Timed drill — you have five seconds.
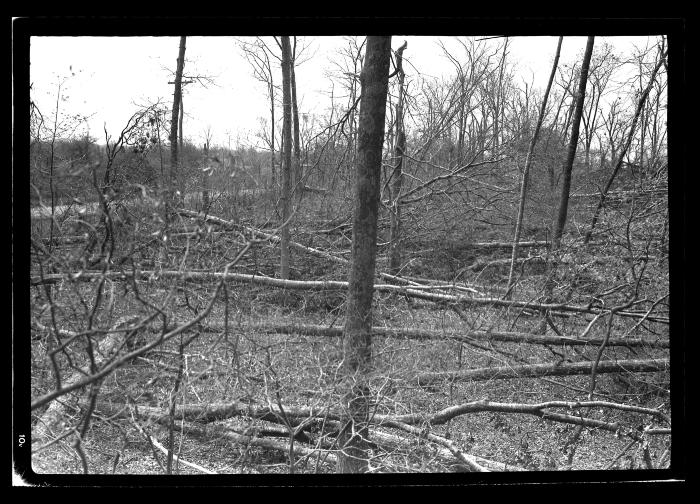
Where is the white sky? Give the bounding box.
[29,35,660,149]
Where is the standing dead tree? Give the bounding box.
[388,40,408,276]
[163,36,186,251]
[551,36,595,250]
[240,37,278,190]
[279,36,294,280]
[539,36,594,334]
[505,37,562,298]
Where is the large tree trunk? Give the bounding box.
[269,88,276,191]
[178,94,184,155]
[167,36,186,226]
[551,36,594,250]
[539,36,594,335]
[505,37,562,298]
[388,41,407,276]
[336,35,392,474]
[280,36,293,280]
[160,36,186,264]
[291,40,302,194]
[202,141,210,210]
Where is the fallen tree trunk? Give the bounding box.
[31,279,225,413]
[95,400,519,472]
[571,189,666,200]
[177,208,350,266]
[31,318,136,445]
[378,398,670,426]
[378,419,490,472]
[379,400,659,443]
[177,208,432,289]
[91,394,667,469]
[31,269,669,324]
[97,398,338,426]
[219,321,670,349]
[92,394,670,435]
[368,428,525,472]
[469,241,549,249]
[412,358,669,386]
[174,419,339,467]
[468,256,545,272]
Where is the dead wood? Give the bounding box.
[31,269,669,324]
[207,321,669,349]
[412,358,669,386]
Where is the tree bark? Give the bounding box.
[169,36,186,205]
[291,40,302,193]
[493,38,509,154]
[538,37,594,334]
[388,41,407,276]
[208,321,670,349]
[178,94,184,154]
[158,35,186,265]
[202,141,210,210]
[551,36,594,250]
[31,316,141,450]
[280,36,293,280]
[506,37,562,297]
[337,35,392,474]
[269,82,276,191]
[32,269,668,324]
[414,358,668,387]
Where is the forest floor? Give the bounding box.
[28,189,671,476]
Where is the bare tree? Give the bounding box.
[279,36,293,280]
[535,37,595,335]
[240,37,278,189]
[580,43,619,174]
[505,37,562,297]
[583,44,667,244]
[326,36,366,191]
[201,125,213,210]
[486,38,510,155]
[169,37,186,199]
[337,35,392,474]
[291,37,302,191]
[388,41,408,276]
[551,36,595,250]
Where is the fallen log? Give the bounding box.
[31,281,225,413]
[378,419,490,472]
[31,316,140,445]
[411,358,669,386]
[468,241,549,249]
[176,209,444,290]
[92,394,667,469]
[369,429,525,472]
[467,256,545,272]
[101,399,338,426]
[97,401,517,472]
[175,420,339,467]
[221,322,670,349]
[30,269,669,324]
[177,208,350,266]
[377,398,670,426]
[378,400,661,443]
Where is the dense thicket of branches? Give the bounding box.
[27,35,671,477]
